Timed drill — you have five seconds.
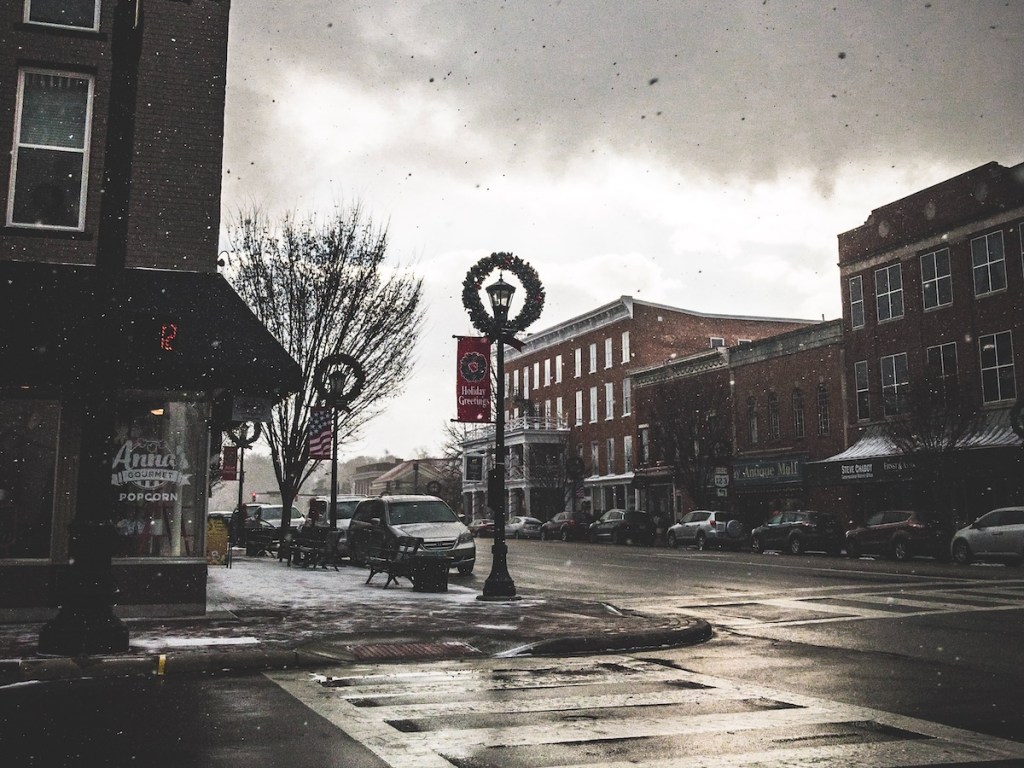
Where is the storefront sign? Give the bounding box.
[206,516,229,566]
[732,456,804,488]
[111,439,192,503]
[836,457,912,482]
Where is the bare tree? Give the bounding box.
[640,374,733,511]
[223,205,425,528]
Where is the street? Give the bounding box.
[1,539,1022,766]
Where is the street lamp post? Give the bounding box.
[314,355,365,529]
[481,276,517,600]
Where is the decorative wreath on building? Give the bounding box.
[462,252,545,336]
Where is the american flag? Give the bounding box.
[307,407,333,459]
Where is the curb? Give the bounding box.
[501,620,714,657]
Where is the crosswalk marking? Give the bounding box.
[618,580,1024,629]
[267,655,1024,767]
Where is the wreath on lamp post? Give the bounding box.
[462,252,545,336]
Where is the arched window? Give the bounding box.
[767,392,780,440]
[747,397,759,445]
[817,384,830,436]
[792,389,805,438]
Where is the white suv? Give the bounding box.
[667,510,746,550]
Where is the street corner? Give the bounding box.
[498,616,713,658]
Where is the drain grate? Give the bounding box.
[348,641,480,661]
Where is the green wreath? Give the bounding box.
[462,252,545,335]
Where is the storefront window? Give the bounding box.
[0,398,59,558]
[111,397,208,558]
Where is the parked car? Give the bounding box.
[347,495,476,575]
[468,518,495,538]
[588,509,656,545]
[244,503,304,530]
[750,510,845,555]
[307,495,367,557]
[506,516,543,539]
[539,510,592,541]
[950,506,1024,566]
[845,509,952,561]
[667,510,746,550]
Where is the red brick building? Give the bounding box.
[0,3,298,622]
[812,161,1024,526]
[461,296,813,521]
[632,320,847,529]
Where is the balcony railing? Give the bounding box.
[463,414,570,442]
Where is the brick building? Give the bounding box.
[0,3,298,623]
[632,320,847,530]
[811,161,1024,526]
[460,296,813,521]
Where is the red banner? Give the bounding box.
[221,446,238,481]
[455,336,491,423]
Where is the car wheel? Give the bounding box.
[951,539,973,565]
[751,535,763,554]
[667,532,678,549]
[788,535,804,555]
[846,539,860,558]
[696,532,707,551]
[457,562,474,575]
[560,528,570,542]
[892,537,911,561]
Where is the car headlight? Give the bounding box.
[457,531,474,545]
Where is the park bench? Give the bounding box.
[289,527,343,571]
[365,535,452,592]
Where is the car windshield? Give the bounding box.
[388,501,459,525]
[333,501,360,520]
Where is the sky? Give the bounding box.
[219,1,1024,461]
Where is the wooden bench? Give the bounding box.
[364,535,452,592]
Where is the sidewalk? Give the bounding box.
[0,553,711,685]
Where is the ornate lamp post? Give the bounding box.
[314,354,365,528]
[462,253,544,601]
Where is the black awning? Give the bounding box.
[0,260,301,396]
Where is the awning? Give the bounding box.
[807,409,1022,484]
[0,260,301,397]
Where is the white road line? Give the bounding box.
[267,655,1024,768]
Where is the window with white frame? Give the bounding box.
[512,368,519,395]
[8,70,94,230]
[604,338,613,368]
[621,377,631,416]
[746,398,758,444]
[604,382,614,420]
[543,358,551,386]
[710,337,725,348]
[849,276,865,329]
[589,386,598,423]
[555,396,563,420]
[574,348,582,377]
[621,331,630,363]
[921,248,952,310]
[638,426,650,464]
[25,0,99,30]
[880,353,909,416]
[590,441,600,474]
[817,383,831,435]
[875,264,904,322]
[623,435,633,472]
[792,388,806,436]
[606,438,615,475]
[926,341,958,402]
[854,361,870,421]
[972,232,1007,296]
[589,343,597,373]
[533,362,540,389]
[522,366,530,398]
[575,390,583,425]
[544,399,552,419]
[979,331,1016,403]
[554,354,563,383]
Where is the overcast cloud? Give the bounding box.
[220,1,1024,460]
